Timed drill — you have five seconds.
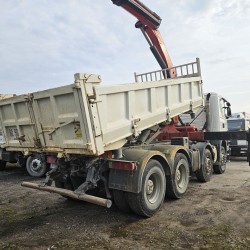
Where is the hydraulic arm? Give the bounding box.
[111,0,176,78]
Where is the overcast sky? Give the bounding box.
[0,0,250,113]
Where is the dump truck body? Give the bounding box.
[0,62,203,156]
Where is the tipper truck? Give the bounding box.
[0,60,229,217]
[0,0,249,217]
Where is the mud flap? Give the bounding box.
[109,168,141,194]
[108,148,167,194]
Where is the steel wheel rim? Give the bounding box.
[145,172,162,204]
[205,155,212,174]
[221,148,226,171]
[175,162,187,190]
[30,158,42,172]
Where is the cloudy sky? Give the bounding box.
[0,0,250,113]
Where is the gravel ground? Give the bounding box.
[0,158,250,250]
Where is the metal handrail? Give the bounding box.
[134,58,201,83]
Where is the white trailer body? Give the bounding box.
[0,64,203,157]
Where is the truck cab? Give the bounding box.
[179,92,230,133]
[227,112,250,156]
[179,92,230,174]
[205,93,231,132]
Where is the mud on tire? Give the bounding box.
[127,159,166,217]
[195,148,213,182]
[213,147,227,174]
[166,153,190,199]
[113,190,131,213]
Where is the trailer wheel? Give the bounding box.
[26,155,48,177]
[127,160,166,217]
[195,148,213,182]
[0,160,6,171]
[113,190,131,213]
[166,153,190,199]
[213,147,227,174]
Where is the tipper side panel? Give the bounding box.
[95,77,203,151]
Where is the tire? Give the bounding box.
[166,153,190,199]
[0,160,6,171]
[17,157,27,168]
[113,190,131,213]
[213,147,227,174]
[195,148,213,182]
[26,155,48,177]
[127,160,166,217]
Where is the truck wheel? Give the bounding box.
[113,190,131,213]
[26,155,48,177]
[195,149,213,182]
[166,153,190,199]
[17,157,27,168]
[0,160,7,171]
[213,147,227,174]
[127,160,166,217]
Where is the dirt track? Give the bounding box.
[0,158,250,250]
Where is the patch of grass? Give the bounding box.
[0,207,15,221]
[0,206,38,224]
[0,243,18,250]
[110,220,178,248]
[0,206,43,237]
[196,224,249,249]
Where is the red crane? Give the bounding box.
[111,0,176,78]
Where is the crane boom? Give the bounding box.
[111,0,176,78]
